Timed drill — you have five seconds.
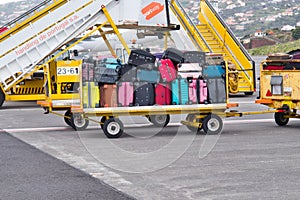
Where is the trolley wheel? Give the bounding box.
[100,116,106,129]
[149,114,170,127]
[70,113,89,131]
[274,112,289,126]
[0,88,5,107]
[185,114,202,132]
[100,116,113,129]
[202,114,223,135]
[103,118,124,138]
[64,110,72,126]
[145,115,151,122]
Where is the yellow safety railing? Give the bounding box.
[198,0,255,93]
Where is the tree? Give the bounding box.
[292,27,300,40]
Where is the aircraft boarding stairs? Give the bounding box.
[0,0,137,91]
[169,0,255,94]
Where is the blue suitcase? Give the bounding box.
[171,78,189,105]
[203,65,225,78]
[136,69,160,83]
[100,58,121,69]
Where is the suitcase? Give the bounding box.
[203,65,225,78]
[171,78,189,105]
[136,69,160,83]
[198,79,208,103]
[183,51,205,64]
[117,82,134,107]
[206,78,226,103]
[82,82,100,108]
[285,62,300,70]
[117,64,137,82]
[188,79,208,104]
[177,63,203,79]
[291,52,300,59]
[155,83,171,105]
[162,47,184,66]
[188,79,198,104]
[206,53,224,65]
[267,53,291,60]
[128,49,156,67]
[100,58,122,69]
[263,65,285,70]
[158,59,177,82]
[82,62,94,82]
[134,82,155,106]
[99,84,118,107]
[94,66,119,83]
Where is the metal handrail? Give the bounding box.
[204,0,253,62]
[0,0,52,29]
[169,0,212,52]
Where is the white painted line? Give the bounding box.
[3,126,70,133]
[2,119,280,133]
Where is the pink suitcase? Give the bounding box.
[188,79,208,104]
[177,63,202,79]
[188,79,198,104]
[158,59,177,82]
[199,79,208,103]
[155,83,171,105]
[117,82,134,107]
[82,63,94,82]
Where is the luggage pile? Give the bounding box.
[263,52,300,70]
[81,48,227,108]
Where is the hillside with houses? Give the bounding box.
[1,0,300,49]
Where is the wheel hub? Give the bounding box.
[208,118,219,132]
[108,122,120,135]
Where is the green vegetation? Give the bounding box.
[248,39,300,56]
[292,27,300,40]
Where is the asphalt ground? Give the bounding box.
[0,130,134,200]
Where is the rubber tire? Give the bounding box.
[64,110,72,126]
[185,114,202,132]
[103,118,123,138]
[149,114,170,127]
[70,114,89,131]
[0,88,5,108]
[274,112,289,126]
[202,114,223,135]
[244,92,254,96]
[100,116,114,129]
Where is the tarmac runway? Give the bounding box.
[0,130,135,200]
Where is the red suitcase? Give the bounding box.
[117,82,134,107]
[158,59,177,82]
[155,83,171,105]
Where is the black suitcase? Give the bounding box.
[162,47,184,66]
[128,49,156,67]
[285,62,300,70]
[134,82,155,106]
[206,78,226,103]
[94,66,119,83]
[183,51,206,65]
[117,64,137,82]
